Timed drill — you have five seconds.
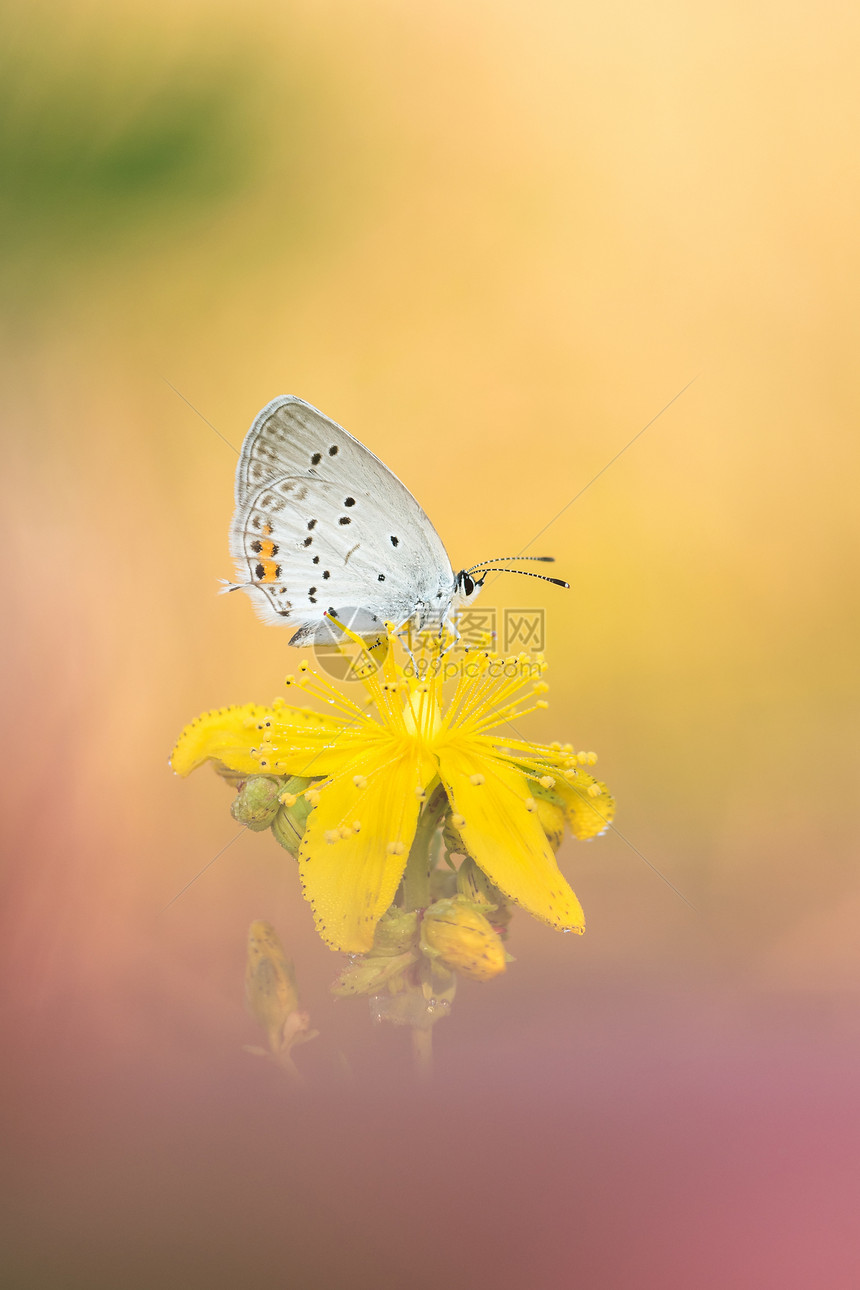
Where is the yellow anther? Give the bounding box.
[587,752,598,765]
[284,674,295,686]
[339,826,353,840]
[451,813,466,829]
[278,791,298,808]
[415,787,426,800]
[299,661,309,672]
[539,775,556,789]
[550,741,562,751]
[324,829,339,844]
[386,841,406,856]
[352,820,362,833]
[524,797,537,812]
[587,784,602,798]
[533,681,549,694]
[304,788,321,807]
[353,775,368,790]
[470,774,485,786]
[577,751,590,764]
[536,700,548,709]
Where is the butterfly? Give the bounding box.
[222,396,568,646]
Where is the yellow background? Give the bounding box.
[3,1,859,1284]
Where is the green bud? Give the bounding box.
[232,776,283,830]
[371,908,420,957]
[421,896,507,982]
[331,950,418,997]
[270,776,315,856]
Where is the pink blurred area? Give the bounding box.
[2,0,860,1285]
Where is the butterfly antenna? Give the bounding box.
[466,555,555,572]
[472,567,569,589]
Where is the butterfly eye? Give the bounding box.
[462,574,475,597]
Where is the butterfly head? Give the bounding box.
[453,569,486,604]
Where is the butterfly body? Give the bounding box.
[228,396,480,644]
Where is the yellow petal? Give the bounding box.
[170,703,347,778]
[170,703,273,777]
[437,742,585,934]
[299,740,437,952]
[263,719,384,779]
[555,771,616,840]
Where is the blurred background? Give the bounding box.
[3,0,859,1285]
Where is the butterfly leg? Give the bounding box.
[391,616,419,671]
[437,614,460,657]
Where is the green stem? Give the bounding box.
[402,781,447,912]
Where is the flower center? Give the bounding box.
[399,680,442,747]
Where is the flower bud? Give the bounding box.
[245,921,300,1052]
[420,896,507,982]
[371,908,420,957]
[331,949,417,997]
[270,776,316,856]
[232,776,283,830]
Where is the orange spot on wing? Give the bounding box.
[262,522,272,536]
[259,540,276,558]
[259,559,279,584]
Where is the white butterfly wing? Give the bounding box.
[229,397,455,641]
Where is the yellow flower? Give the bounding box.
[171,630,614,953]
